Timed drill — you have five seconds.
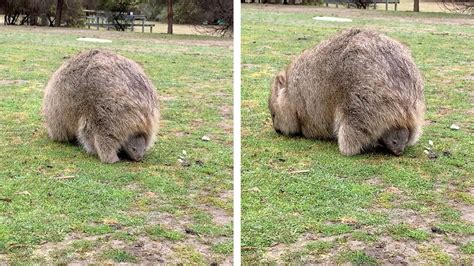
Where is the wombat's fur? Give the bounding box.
[269,29,424,156]
[42,49,159,163]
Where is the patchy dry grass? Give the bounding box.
[0,25,232,264]
[241,4,473,264]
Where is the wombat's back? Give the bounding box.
[42,49,159,162]
[272,29,424,155]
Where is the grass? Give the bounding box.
[146,225,184,241]
[241,4,473,264]
[0,25,232,263]
[337,250,379,265]
[325,0,456,12]
[102,249,137,263]
[389,224,429,241]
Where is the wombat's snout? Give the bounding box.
[275,129,282,135]
[130,155,143,162]
[392,148,404,156]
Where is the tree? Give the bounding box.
[55,0,64,26]
[191,0,233,36]
[1,0,83,26]
[414,0,419,12]
[167,0,173,34]
[440,0,473,13]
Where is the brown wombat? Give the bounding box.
[269,29,424,156]
[42,49,159,163]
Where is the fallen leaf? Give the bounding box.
[340,217,358,225]
[103,218,119,225]
[144,191,156,197]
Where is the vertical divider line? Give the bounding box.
[233,0,242,264]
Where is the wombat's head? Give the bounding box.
[269,71,300,136]
[122,134,147,161]
[380,128,409,156]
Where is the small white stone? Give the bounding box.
[424,150,430,155]
[182,150,187,156]
[428,140,434,146]
[450,124,460,130]
[202,135,211,141]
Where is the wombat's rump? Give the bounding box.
[42,49,159,163]
[269,29,424,156]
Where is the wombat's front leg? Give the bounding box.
[337,124,364,156]
[94,135,120,163]
[77,134,97,154]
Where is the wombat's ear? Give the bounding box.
[275,72,286,90]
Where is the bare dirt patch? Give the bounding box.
[219,106,232,120]
[243,4,474,26]
[262,233,342,262]
[203,204,232,226]
[30,210,231,264]
[458,204,474,223]
[364,236,421,264]
[0,26,233,47]
[0,79,27,85]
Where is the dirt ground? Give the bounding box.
[0,25,233,47]
[244,4,474,25]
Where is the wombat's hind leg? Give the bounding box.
[337,124,364,156]
[407,124,422,146]
[46,125,74,142]
[94,135,120,164]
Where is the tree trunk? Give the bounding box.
[55,0,64,27]
[167,0,173,34]
[413,0,419,12]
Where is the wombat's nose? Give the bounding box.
[132,156,142,162]
[275,129,282,135]
[393,150,403,156]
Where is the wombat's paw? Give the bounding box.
[337,125,362,156]
[338,143,361,156]
[99,153,120,164]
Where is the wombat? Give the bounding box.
[269,29,424,156]
[42,49,159,163]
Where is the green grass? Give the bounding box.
[241,5,473,263]
[146,224,184,241]
[212,240,233,254]
[337,250,379,265]
[389,224,429,241]
[0,25,232,263]
[102,249,137,263]
[305,240,334,254]
[460,241,474,255]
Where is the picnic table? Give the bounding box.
[84,10,156,33]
